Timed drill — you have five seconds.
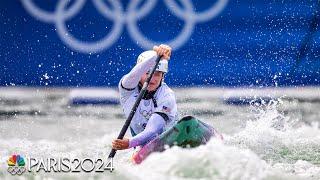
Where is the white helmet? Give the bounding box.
[137,50,168,73]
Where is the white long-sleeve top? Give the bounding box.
[118,51,178,148]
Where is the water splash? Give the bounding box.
[226,98,320,179]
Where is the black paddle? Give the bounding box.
[108,55,163,159]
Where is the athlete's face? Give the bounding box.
[140,71,163,91]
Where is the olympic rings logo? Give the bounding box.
[7,166,26,175]
[21,0,228,54]
[139,108,152,119]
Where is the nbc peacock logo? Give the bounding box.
[7,154,26,175]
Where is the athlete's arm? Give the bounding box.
[121,44,171,90]
[128,113,166,148]
[121,52,157,90]
[111,113,166,150]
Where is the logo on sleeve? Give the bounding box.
[162,106,171,113]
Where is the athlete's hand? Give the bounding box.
[112,138,129,150]
[153,44,172,60]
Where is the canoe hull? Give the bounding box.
[132,116,222,164]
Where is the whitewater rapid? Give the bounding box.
[0,87,319,180]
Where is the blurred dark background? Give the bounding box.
[1,0,319,87]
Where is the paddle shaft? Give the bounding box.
[108,55,162,159]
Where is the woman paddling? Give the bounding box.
[112,44,178,150]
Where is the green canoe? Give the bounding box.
[132,116,223,164]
